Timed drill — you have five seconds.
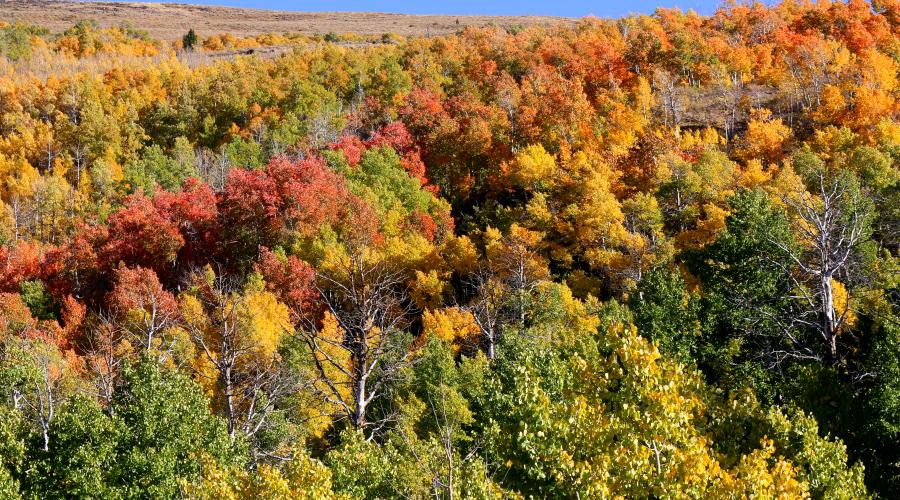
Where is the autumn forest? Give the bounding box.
[0,0,898,497]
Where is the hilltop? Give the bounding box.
[0,1,573,39]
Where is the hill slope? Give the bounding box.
[0,1,573,39]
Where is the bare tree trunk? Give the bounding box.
[223,363,236,441]
[354,370,368,429]
[773,170,872,365]
[821,273,838,362]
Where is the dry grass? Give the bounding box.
[0,1,573,40]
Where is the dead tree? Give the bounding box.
[465,265,508,361]
[715,66,743,142]
[774,171,874,363]
[83,313,127,414]
[301,250,413,436]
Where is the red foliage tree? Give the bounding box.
[267,155,349,236]
[218,167,283,265]
[100,193,185,276]
[330,135,365,167]
[59,295,85,348]
[0,240,43,292]
[254,247,318,323]
[106,265,180,353]
[154,178,220,268]
[42,224,104,300]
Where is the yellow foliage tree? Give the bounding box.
[181,268,296,452]
[422,307,480,352]
[508,143,557,190]
[738,108,792,164]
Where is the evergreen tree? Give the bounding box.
[182,28,197,51]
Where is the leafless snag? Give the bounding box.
[83,312,126,413]
[298,249,414,438]
[772,170,873,364]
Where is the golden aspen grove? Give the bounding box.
[0,0,898,497]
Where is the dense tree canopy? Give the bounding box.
[0,1,898,497]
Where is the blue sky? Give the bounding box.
[143,1,726,17]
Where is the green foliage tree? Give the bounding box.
[224,136,263,170]
[855,321,900,494]
[182,29,197,51]
[0,406,26,498]
[470,290,856,497]
[18,280,54,321]
[685,189,800,398]
[629,264,699,363]
[343,146,443,219]
[0,22,43,62]
[111,361,243,497]
[28,397,123,498]
[124,144,196,193]
[16,361,243,498]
